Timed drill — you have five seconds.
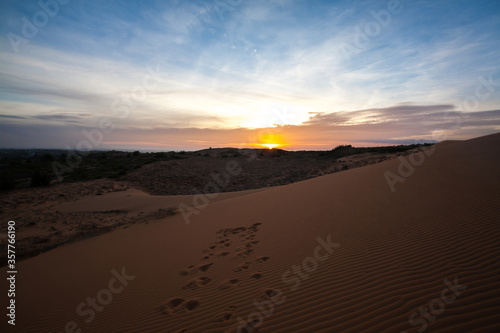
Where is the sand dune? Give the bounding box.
[57,187,270,214]
[2,133,499,332]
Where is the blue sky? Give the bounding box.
[0,0,499,150]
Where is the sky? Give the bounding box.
[0,0,499,151]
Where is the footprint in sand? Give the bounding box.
[214,305,237,322]
[217,226,249,237]
[182,277,212,290]
[215,251,230,258]
[263,288,281,299]
[198,263,214,272]
[185,299,200,311]
[158,298,201,315]
[231,227,247,234]
[179,265,196,276]
[157,297,185,315]
[244,240,259,247]
[165,223,266,323]
[255,256,270,263]
[234,261,251,272]
[179,263,214,275]
[234,248,254,259]
[218,279,240,290]
[248,223,261,233]
[202,253,214,260]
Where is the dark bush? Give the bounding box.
[30,170,51,187]
[97,153,108,160]
[40,154,54,163]
[0,172,16,191]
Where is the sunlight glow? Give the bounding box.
[261,143,281,149]
[256,133,287,149]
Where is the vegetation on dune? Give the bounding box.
[321,143,434,159]
[0,143,433,192]
[0,150,189,191]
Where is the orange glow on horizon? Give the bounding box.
[261,143,281,149]
[256,133,287,149]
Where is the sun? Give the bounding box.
[256,133,287,149]
[261,143,281,149]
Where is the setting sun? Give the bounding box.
[256,133,287,149]
[261,143,281,149]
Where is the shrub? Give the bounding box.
[30,170,51,187]
[0,172,16,191]
[40,153,54,163]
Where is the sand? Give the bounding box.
[1,133,499,332]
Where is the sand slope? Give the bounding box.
[57,187,270,214]
[2,133,499,332]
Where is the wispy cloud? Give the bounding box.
[32,112,93,122]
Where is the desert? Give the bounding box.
[1,133,499,332]
[1,1,500,332]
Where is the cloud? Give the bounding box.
[305,104,457,128]
[32,112,93,122]
[0,114,26,119]
[296,106,500,144]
